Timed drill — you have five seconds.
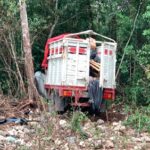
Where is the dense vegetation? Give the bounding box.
[0,0,150,106]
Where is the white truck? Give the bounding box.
[37,30,117,113]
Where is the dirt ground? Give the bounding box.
[0,95,150,150]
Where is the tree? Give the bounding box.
[19,0,39,101]
[0,0,149,106]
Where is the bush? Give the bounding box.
[124,105,150,133]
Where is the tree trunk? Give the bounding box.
[19,0,39,101]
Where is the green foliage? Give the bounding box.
[0,0,24,96]
[143,5,150,19]
[124,105,150,133]
[0,0,150,106]
[17,146,30,150]
[71,111,88,139]
[137,45,150,66]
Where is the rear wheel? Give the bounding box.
[49,90,65,112]
[48,90,55,112]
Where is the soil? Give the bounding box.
[0,95,150,150]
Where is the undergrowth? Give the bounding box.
[124,105,150,133]
[70,111,88,139]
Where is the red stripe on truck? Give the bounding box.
[109,50,113,55]
[104,49,108,55]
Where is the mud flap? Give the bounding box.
[91,87,103,114]
[88,80,103,114]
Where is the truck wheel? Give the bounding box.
[48,90,55,113]
[50,90,65,112]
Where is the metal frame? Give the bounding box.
[44,30,117,107]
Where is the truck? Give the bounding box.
[35,30,117,113]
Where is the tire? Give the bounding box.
[50,90,65,112]
[48,90,55,113]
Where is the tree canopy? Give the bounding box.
[0,0,150,105]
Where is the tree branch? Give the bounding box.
[48,0,59,38]
[116,0,142,79]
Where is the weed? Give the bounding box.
[46,123,54,136]
[123,105,150,133]
[70,111,88,139]
[17,145,30,150]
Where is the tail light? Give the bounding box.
[63,90,72,97]
[103,88,115,100]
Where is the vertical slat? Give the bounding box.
[57,42,60,85]
[99,43,104,88]
[61,40,67,85]
[56,42,59,85]
[105,44,109,86]
[86,42,90,84]
[75,42,79,85]
[61,41,64,85]
[53,42,56,84]
[51,43,55,85]
[113,44,117,87]
[58,41,60,54]
[54,42,57,84]
[50,44,52,84]
[48,44,52,84]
